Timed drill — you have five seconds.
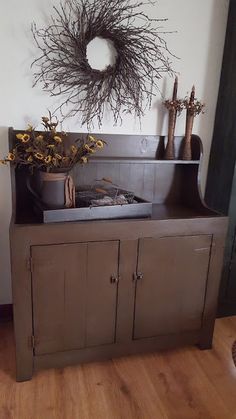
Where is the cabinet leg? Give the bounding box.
[15,343,33,382]
[198,339,213,350]
[16,359,33,382]
[198,322,214,350]
[16,371,33,382]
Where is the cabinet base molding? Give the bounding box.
[217,301,236,317]
[34,330,201,375]
[0,304,13,323]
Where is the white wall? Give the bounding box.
[0,0,229,304]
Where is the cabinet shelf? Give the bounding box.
[151,204,217,220]
[14,203,219,226]
[90,157,200,164]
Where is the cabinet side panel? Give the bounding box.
[11,234,33,381]
[86,241,119,347]
[32,243,87,355]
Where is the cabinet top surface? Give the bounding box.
[12,203,224,229]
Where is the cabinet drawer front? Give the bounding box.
[32,241,119,355]
[133,235,212,340]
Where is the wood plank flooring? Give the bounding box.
[1,317,236,419]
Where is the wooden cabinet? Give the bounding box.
[9,132,228,381]
[133,235,211,339]
[32,241,119,355]
[31,235,214,358]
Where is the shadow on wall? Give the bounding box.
[0,127,12,304]
[197,0,229,194]
[154,76,168,136]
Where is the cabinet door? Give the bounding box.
[133,235,212,340]
[86,241,119,347]
[32,241,119,355]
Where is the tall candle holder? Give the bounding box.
[182,86,205,160]
[163,77,184,160]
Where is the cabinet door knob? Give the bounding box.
[134,272,144,281]
[137,272,144,280]
[110,275,120,284]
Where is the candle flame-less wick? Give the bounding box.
[172,76,178,101]
[190,85,195,103]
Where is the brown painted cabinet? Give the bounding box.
[9,132,228,381]
[32,241,119,355]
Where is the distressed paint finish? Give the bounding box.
[9,132,228,381]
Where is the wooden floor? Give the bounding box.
[1,318,236,419]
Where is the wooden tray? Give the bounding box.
[34,196,152,223]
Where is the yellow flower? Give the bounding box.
[26,124,34,132]
[88,135,96,142]
[27,155,33,163]
[54,136,62,143]
[71,145,77,154]
[47,144,55,149]
[7,152,15,161]
[55,154,62,160]
[16,133,30,143]
[16,133,24,140]
[21,134,30,143]
[0,159,7,165]
[44,155,52,164]
[96,140,104,149]
[85,144,94,153]
[36,135,44,141]
[81,156,88,164]
[34,153,44,160]
[62,157,69,163]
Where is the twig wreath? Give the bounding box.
[31,0,175,128]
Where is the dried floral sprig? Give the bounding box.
[0,112,105,172]
[183,98,205,116]
[163,99,185,115]
[31,0,176,128]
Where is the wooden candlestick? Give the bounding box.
[182,85,195,161]
[165,76,178,160]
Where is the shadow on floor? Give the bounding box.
[0,321,16,380]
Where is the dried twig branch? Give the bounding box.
[31,0,176,128]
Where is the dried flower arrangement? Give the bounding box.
[183,96,205,117]
[31,0,175,128]
[163,99,185,114]
[0,113,105,172]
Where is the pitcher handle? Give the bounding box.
[26,176,42,203]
